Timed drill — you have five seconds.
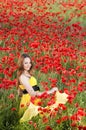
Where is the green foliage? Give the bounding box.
[0,88,20,130]
[0,0,86,130]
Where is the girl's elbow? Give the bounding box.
[29,90,36,96]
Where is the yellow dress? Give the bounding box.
[19,76,68,123]
[19,76,41,122]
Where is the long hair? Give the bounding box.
[16,53,33,89]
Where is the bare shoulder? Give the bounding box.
[19,74,28,81]
[19,74,24,80]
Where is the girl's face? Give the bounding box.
[23,57,32,71]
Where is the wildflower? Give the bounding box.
[33,122,37,129]
[71,122,77,127]
[42,116,48,124]
[30,42,40,48]
[8,93,15,99]
[56,119,61,124]
[28,120,33,125]
[11,107,16,111]
[20,104,24,108]
[58,104,67,111]
[45,126,52,130]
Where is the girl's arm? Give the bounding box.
[36,87,58,97]
[19,74,58,97]
[19,74,38,96]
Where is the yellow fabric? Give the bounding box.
[19,91,68,123]
[20,102,40,123]
[48,91,68,110]
[19,76,37,90]
[19,76,68,123]
[29,76,37,86]
[19,94,31,115]
[19,76,40,116]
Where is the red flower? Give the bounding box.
[61,116,69,122]
[33,122,37,129]
[56,119,61,124]
[20,104,24,108]
[42,116,48,124]
[78,126,86,130]
[30,42,40,48]
[28,120,33,125]
[61,76,67,83]
[58,104,67,110]
[45,126,52,130]
[11,107,16,111]
[71,122,77,127]
[67,94,75,103]
[8,93,15,99]
[70,113,80,121]
[47,99,55,106]
[77,108,85,117]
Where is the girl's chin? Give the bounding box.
[24,67,31,71]
[27,68,30,71]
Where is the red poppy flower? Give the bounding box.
[11,107,16,111]
[8,93,15,99]
[45,126,52,130]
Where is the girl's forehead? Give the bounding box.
[23,57,31,62]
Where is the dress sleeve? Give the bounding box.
[19,74,37,96]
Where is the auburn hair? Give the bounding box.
[16,53,33,89]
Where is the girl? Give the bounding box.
[17,54,67,122]
[17,53,68,122]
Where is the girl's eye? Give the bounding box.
[25,62,28,64]
[24,61,31,64]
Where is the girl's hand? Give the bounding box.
[36,87,58,97]
[52,87,58,92]
[47,87,58,94]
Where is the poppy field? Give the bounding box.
[0,0,86,130]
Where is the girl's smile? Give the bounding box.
[23,57,32,71]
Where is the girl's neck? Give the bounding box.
[23,70,31,77]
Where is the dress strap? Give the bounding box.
[22,89,28,94]
[32,85,40,91]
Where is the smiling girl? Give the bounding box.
[17,53,58,122]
